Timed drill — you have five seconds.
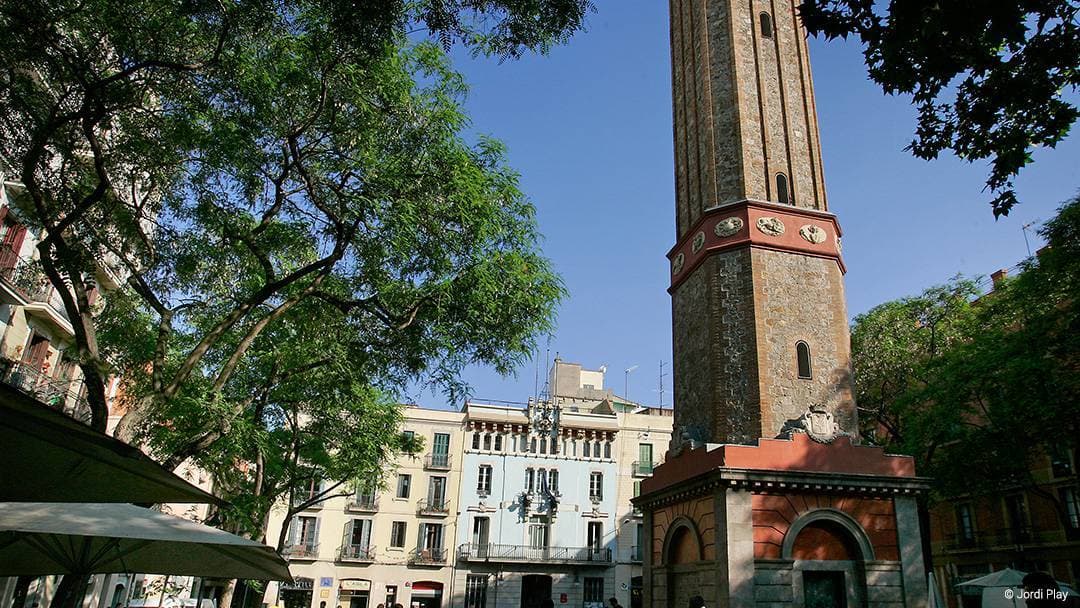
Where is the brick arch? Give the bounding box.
[751,493,898,560]
[663,516,703,565]
[651,496,716,563]
[781,508,875,561]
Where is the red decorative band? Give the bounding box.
[668,199,846,292]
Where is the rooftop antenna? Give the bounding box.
[658,360,668,408]
[624,365,639,401]
[1021,219,1039,257]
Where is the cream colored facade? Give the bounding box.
[264,406,467,608]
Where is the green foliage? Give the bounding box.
[799,0,1080,216]
[851,195,1080,508]
[0,0,576,539]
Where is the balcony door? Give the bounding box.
[432,432,450,467]
[428,476,446,506]
[472,516,489,558]
[638,443,654,473]
[520,575,551,608]
[422,523,443,550]
[347,519,372,549]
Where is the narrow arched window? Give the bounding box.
[760,12,773,38]
[796,341,812,379]
[776,173,790,204]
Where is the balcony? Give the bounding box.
[410,547,447,566]
[0,246,71,323]
[346,496,378,513]
[1,359,91,424]
[941,527,1061,552]
[417,499,450,517]
[457,543,613,565]
[632,461,655,477]
[629,546,643,563]
[338,544,376,563]
[424,453,451,471]
[283,542,319,560]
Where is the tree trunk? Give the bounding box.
[218,580,237,608]
[49,574,90,608]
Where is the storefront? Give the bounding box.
[408,582,442,608]
[280,578,314,608]
[338,580,370,608]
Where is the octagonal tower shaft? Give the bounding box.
[667,0,857,445]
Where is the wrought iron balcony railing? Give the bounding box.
[1,359,91,424]
[410,547,447,565]
[417,499,450,516]
[346,496,378,512]
[338,544,375,562]
[632,461,655,477]
[457,543,612,565]
[425,453,451,470]
[283,542,319,559]
[940,527,1062,552]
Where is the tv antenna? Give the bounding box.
[624,365,638,401]
[1021,219,1039,257]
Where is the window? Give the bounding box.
[759,12,773,38]
[584,578,604,604]
[402,429,415,443]
[472,517,490,547]
[347,518,373,549]
[389,521,407,548]
[526,468,535,493]
[956,504,975,543]
[483,434,492,450]
[633,480,641,498]
[639,443,654,474]
[583,441,591,458]
[1061,487,1079,530]
[589,472,603,502]
[472,433,481,450]
[604,442,611,459]
[288,515,319,548]
[538,469,548,493]
[540,437,547,454]
[1005,495,1030,542]
[428,476,447,505]
[1051,445,1075,477]
[432,432,450,467]
[587,521,603,550]
[385,586,398,608]
[530,437,537,453]
[477,465,493,495]
[550,438,558,455]
[776,173,790,204]
[796,341,812,379]
[549,470,559,495]
[421,522,444,550]
[528,515,549,549]
[396,474,411,499]
[465,575,488,608]
[494,434,503,451]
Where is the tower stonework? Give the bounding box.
[637,2,931,607]
[668,0,855,445]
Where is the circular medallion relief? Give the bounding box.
[691,231,706,253]
[835,236,843,253]
[671,252,685,275]
[756,216,785,237]
[799,224,827,244]
[714,216,744,238]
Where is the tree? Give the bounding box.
[850,194,1080,525]
[799,0,1080,217]
[0,0,588,434]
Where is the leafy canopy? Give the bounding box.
[799,0,1080,216]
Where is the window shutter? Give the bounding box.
[343,519,354,546]
[286,518,298,546]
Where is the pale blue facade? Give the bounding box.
[453,401,621,608]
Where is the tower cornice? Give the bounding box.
[667,199,845,293]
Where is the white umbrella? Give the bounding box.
[0,502,290,581]
[956,568,1026,608]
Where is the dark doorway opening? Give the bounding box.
[630,576,642,608]
[803,571,846,608]
[520,575,552,608]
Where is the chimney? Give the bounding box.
[990,269,1008,288]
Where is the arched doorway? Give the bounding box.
[662,519,703,608]
[783,510,874,608]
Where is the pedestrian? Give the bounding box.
[608,597,623,608]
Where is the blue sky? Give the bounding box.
[406,2,1079,409]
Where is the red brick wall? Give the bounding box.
[751,493,899,560]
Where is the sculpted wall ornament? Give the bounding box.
[691,231,706,253]
[714,216,744,238]
[672,252,685,275]
[777,405,849,443]
[835,236,843,253]
[756,216,785,236]
[799,224,827,244]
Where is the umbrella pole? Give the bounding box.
[49,574,90,608]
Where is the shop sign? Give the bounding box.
[340,580,371,592]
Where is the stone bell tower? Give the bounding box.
[668,0,856,446]
[637,2,931,608]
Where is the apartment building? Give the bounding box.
[264,407,467,608]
